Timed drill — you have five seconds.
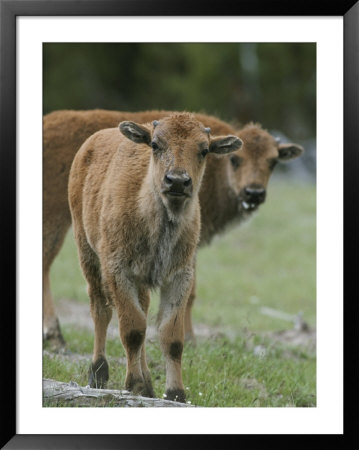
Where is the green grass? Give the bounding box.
[193,180,316,331]
[43,325,315,407]
[47,179,316,407]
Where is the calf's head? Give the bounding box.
[120,113,243,217]
[227,123,304,212]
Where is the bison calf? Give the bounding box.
[68,113,242,401]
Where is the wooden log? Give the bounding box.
[42,379,194,407]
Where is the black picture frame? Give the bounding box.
[1,0,357,448]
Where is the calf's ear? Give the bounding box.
[209,135,243,155]
[278,143,304,161]
[119,121,151,145]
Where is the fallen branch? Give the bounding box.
[43,378,194,407]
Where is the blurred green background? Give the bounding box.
[43,43,316,143]
[43,43,316,179]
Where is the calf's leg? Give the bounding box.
[118,300,151,397]
[42,222,70,349]
[105,273,153,398]
[43,269,66,349]
[88,285,113,389]
[158,271,193,403]
[74,233,112,388]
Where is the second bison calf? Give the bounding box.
[68,112,242,402]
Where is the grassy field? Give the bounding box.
[45,179,316,407]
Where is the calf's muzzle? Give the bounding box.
[240,184,266,210]
[162,170,192,197]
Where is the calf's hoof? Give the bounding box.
[143,382,155,399]
[144,380,155,399]
[88,357,109,388]
[126,376,155,398]
[165,388,186,403]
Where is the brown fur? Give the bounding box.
[43,109,303,347]
[68,113,241,400]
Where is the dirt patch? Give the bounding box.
[56,297,226,342]
[55,297,316,352]
[266,328,316,353]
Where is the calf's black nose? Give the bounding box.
[244,186,266,203]
[164,172,192,189]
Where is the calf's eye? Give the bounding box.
[230,155,241,169]
[200,148,209,158]
[151,141,159,151]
